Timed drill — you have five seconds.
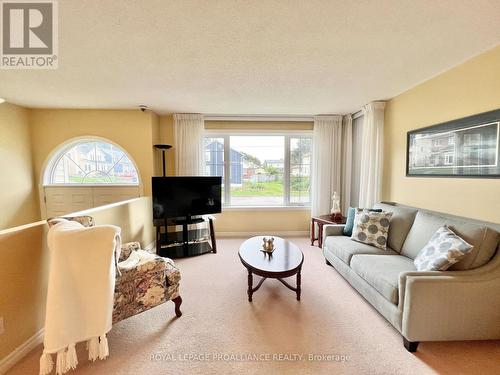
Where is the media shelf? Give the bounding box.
[155,216,217,258]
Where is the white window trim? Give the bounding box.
[204,130,313,208]
[222,206,311,211]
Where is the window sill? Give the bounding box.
[222,206,311,211]
[43,184,140,187]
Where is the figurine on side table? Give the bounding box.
[330,192,343,223]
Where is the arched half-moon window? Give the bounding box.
[46,139,139,185]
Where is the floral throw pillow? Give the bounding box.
[414,225,473,271]
[351,209,393,250]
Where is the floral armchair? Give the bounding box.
[47,215,182,323]
[113,241,182,323]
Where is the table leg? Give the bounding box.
[296,269,301,301]
[209,218,217,253]
[247,269,253,302]
[310,219,315,245]
[318,223,323,248]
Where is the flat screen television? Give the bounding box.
[152,176,222,219]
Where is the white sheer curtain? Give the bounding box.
[358,102,386,208]
[173,113,205,176]
[350,115,364,207]
[311,115,343,217]
[341,114,352,213]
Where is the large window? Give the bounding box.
[47,139,139,185]
[205,133,312,207]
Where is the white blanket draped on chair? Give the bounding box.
[40,220,121,375]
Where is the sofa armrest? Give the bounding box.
[322,224,346,244]
[399,265,500,341]
[323,224,345,237]
[399,268,486,294]
[398,252,500,309]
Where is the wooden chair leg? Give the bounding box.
[403,337,419,352]
[172,296,182,317]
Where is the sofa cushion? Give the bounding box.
[350,254,416,305]
[323,236,398,265]
[401,211,499,270]
[414,225,473,271]
[373,203,418,252]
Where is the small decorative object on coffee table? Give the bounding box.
[261,237,275,253]
[311,214,346,248]
[239,236,303,301]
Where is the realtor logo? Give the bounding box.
[1,0,58,69]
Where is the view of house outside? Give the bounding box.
[205,135,312,206]
[50,141,139,184]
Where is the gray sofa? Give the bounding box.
[322,202,500,352]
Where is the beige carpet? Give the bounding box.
[7,237,500,375]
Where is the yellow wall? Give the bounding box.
[78,197,155,246]
[214,209,310,234]
[0,103,40,229]
[383,45,500,223]
[0,197,153,362]
[29,109,159,208]
[0,221,49,361]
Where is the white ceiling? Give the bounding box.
[1,0,499,115]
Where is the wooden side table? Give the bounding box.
[310,215,347,248]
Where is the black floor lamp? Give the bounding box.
[154,144,172,177]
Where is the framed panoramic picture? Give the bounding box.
[406,109,500,178]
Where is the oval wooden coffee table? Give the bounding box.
[238,236,304,302]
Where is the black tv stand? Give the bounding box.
[156,216,217,258]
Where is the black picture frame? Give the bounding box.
[406,108,500,178]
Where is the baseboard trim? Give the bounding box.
[217,231,309,238]
[0,329,44,375]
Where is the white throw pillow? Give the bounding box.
[351,209,393,250]
[414,225,473,271]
